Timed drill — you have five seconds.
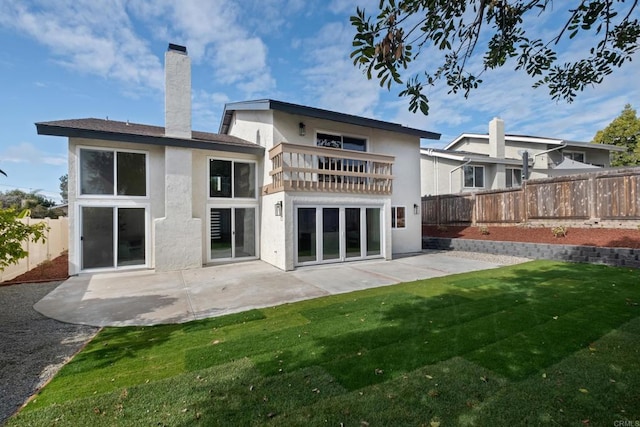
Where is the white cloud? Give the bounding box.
[0,142,66,166]
[0,0,164,92]
[298,21,381,117]
[133,0,276,98]
[1,0,277,100]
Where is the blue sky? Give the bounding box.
[1,0,638,203]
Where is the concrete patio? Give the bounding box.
[34,251,528,327]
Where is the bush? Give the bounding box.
[0,208,48,271]
[552,226,568,238]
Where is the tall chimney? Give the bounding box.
[489,117,505,159]
[155,43,202,272]
[165,43,191,138]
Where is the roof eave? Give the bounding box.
[422,149,530,165]
[36,123,265,156]
[561,140,626,152]
[220,99,440,140]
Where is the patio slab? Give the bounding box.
[34,251,528,327]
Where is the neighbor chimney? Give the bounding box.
[489,117,505,159]
[165,43,191,139]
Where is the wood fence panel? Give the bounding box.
[596,173,640,219]
[476,190,523,223]
[421,195,473,224]
[424,168,640,226]
[526,178,589,219]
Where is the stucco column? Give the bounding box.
[153,44,202,272]
[154,147,202,271]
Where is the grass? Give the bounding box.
[8,260,640,426]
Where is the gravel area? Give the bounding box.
[0,282,98,425]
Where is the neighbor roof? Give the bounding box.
[219,99,440,140]
[36,118,264,155]
[444,133,624,152]
[420,148,529,166]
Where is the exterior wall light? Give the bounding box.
[414,203,419,215]
[298,122,306,136]
[275,201,283,217]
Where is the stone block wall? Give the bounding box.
[423,237,640,268]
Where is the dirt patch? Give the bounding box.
[1,253,69,286]
[423,226,640,249]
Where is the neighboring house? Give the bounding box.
[421,117,625,196]
[36,44,440,275]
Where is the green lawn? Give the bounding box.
[9,260,640,426]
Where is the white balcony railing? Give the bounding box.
[266,142,394,195]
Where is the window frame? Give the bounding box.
[315,131,367,152]
[391,206,406,229]
[207,157,258,200]
[77,146,149,199]
[563,151,586,163]
[463,165,485,189]
[506,167,522,188]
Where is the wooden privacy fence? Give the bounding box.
[0,217,68,282]
[422,167,640,225]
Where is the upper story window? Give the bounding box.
[79,148,147,196]
[506,168,522,188]
[316,133,366,152]
[564,151,586,163]
[463,165,485,188]
[209,159,256,198]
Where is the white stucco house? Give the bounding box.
[421,117,625,196]
[36,44,440,275]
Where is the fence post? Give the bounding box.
[522,181,528,223]
[588,175,597,221]
[471,193,477,225]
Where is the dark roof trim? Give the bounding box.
[36,120,264,156]
[220,99,440,140]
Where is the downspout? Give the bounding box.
[533,143,567,169]
[450,158,471,194]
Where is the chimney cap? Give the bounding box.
[168,43,187,54]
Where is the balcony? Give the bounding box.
[265,142,394,195]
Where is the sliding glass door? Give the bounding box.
[209,207,256,261]
[296,206,382,265]
[81,206,146,270]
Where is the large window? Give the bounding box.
[316,133,367,184]
[391,206,405,229]
[463,165,485,188]
[316,133,366,152]
[80,148,146,196]
[506,168,522,188]
[209,159,256,198]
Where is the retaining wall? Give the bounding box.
[423,237,640,268]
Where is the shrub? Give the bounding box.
[552,225,567,238]
[479,225,490,235]
[0,208,48,270]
